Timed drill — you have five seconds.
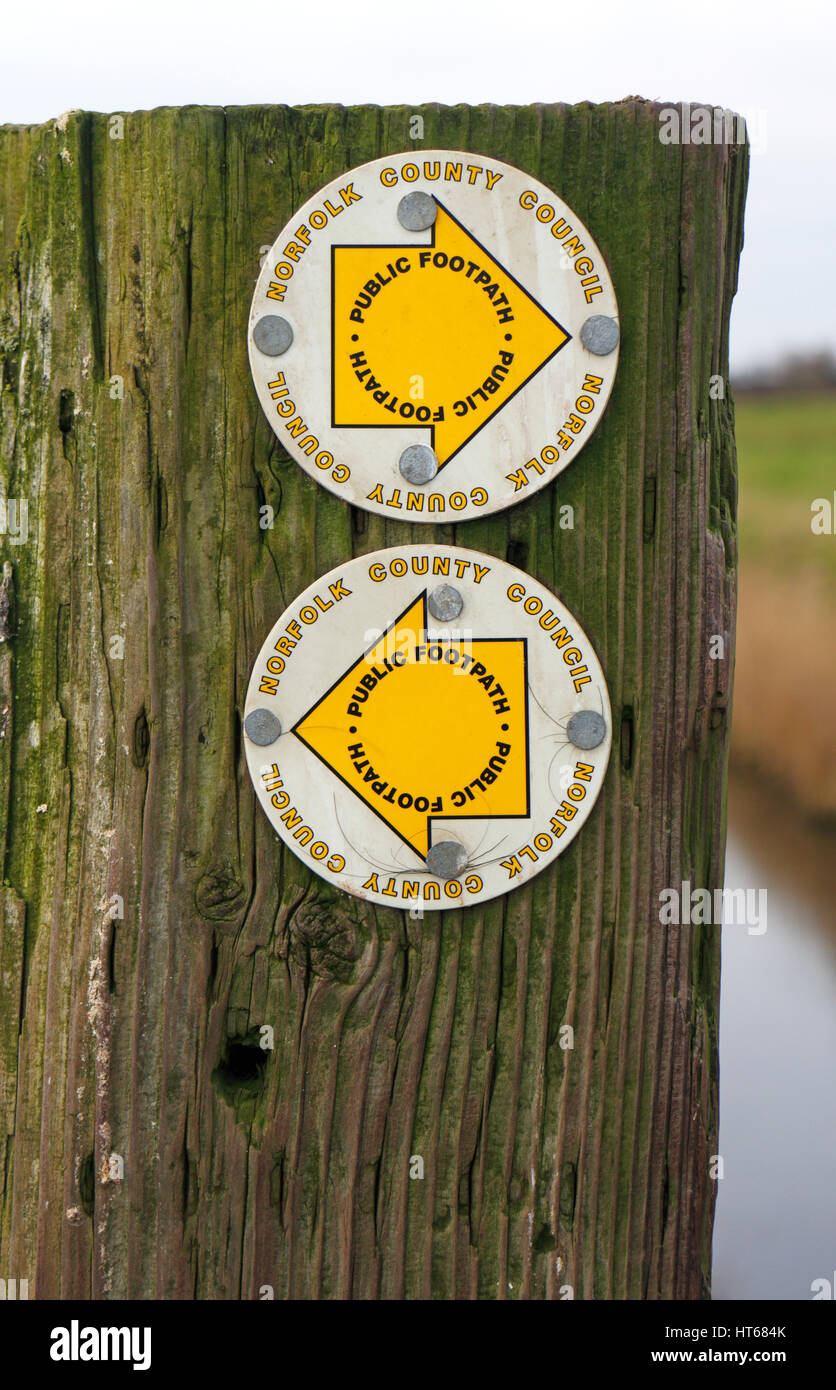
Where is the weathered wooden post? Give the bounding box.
[0,102,747,1300]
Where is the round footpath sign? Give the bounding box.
[248,151,619,523]
[243,547,611,910]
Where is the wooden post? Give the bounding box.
[0,102,747,1300]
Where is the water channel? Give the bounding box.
[712,771,836,1300]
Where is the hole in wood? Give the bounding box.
[58,388,74,439]
[212,1033,268,1103]
[132,706,150,769]
[620,705,634,771]
[79,1151,95,1217]
[506,538,528,571]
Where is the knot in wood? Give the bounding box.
[291,900,359,981]
[195,858,249,925]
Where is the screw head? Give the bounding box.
[399,444,438,485]
[566,709,607,750]
[426,840,468,880]
[244,708,282,746]
[397,191,437,231]
[428,583,463,623]
[580,315,619,356]
[253,315,293,356]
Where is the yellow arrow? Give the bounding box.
[332,202,570,467]
[293,592,530,858]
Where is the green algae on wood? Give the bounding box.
[0,101,747,1300]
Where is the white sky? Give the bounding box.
[1,0,833,373]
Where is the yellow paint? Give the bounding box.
[293,593,529,857]
[332,203,569,466]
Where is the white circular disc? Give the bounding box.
[249,151,619,523]
[244,546,611,910]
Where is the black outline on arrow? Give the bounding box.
[291,588,531,863]
[330,198,572,469]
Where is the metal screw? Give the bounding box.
[397,191,437,231]
[428,584,463,622]
[426,841,468,880]
[253,315,293,356]
[399,444,438,485]
[580,315,619,355]
[566,709,607,750]
[244,708,282,746]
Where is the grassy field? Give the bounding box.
[735,393,836,575]
[732,392,836,817]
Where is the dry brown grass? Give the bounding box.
[732,564,836,818]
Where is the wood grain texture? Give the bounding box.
[0,101,747,1300]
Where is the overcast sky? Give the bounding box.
[1,0,833,373]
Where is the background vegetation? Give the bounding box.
[732,379,836,819]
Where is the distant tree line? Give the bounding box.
[732,350,836,394]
